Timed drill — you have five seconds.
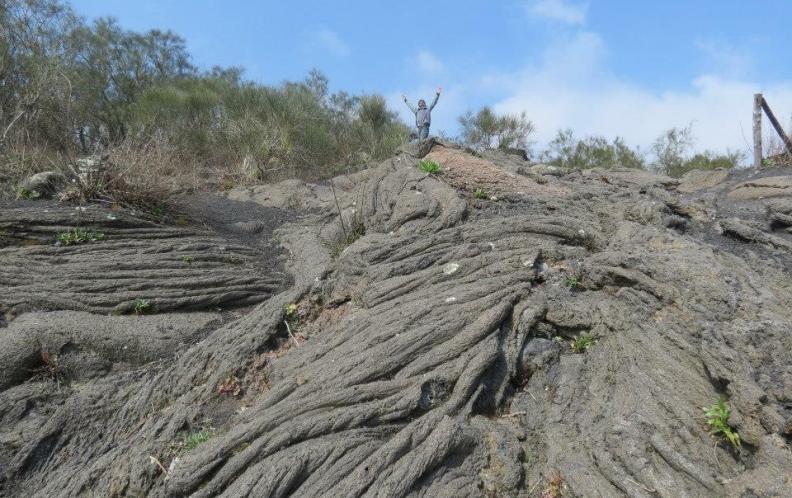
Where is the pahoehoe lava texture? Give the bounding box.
[1,142,791,497]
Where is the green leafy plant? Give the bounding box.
[57,228,105,245]
[15,187,39,200]
[569,333,595,353]
[183,429,212,451]
[285,303,298,317]
[473,188,488,199]
[133,298,151,315]
[703,398,741,449]
[151,205,166,219]
[181,255,194,264]
[564,275,579,289]
[418,159,441,174]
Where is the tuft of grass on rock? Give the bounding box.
[703,397,740,449]
[133,298,152,315]
[57,228,105,246]
[331,223,365,257]
[569,333,596,353]
[418,159,441,175]
[473,187,488,199]
[564,275,579,289]
[15,186,39,200]
[183,429,212,451]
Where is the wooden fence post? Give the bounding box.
[753,93,763,170]
[760,96,792,156]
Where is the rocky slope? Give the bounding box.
[1,141,791,497]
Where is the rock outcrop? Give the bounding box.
[1,143,791,497]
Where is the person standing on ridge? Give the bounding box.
[402,87,442,141]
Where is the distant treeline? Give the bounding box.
[1,0,408,186]
[1,0,743,193]
[457,107,745,177]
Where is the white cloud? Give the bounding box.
[696,39,754,79]
[528,0,589,25]
[482,32,792,156]
[415,50,445,74]
[312,28,350,57]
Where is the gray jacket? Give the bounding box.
[405,93,440,127]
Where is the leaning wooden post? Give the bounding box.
[753,93,763,170]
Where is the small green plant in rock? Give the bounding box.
[285,303,298,318]
[133,298,152,315]
[15,187,39,200]
[473,188,488,199]
[181,255,194,264]
[564,275,579,289]
[57,228,105,246]
[331,223,365,257]
[569,333,596,353]
[703,397,741,449]
[183,429,212,451]
[418,159,441,174]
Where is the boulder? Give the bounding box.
[677,168,729,193]
[727,175,792,200]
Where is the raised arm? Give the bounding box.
[402,95,417,114]
[429,87,442,110]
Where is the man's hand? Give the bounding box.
[437,86,442,94]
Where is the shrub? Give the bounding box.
[458,107,534,152]
[418,159,441,174]
[542,129,645,170]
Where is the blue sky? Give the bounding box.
[71,0,792,154]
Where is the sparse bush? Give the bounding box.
[542,129,645,170]
[564,275,579,289]
[458,107,534,152]
[181,255,194,264]
[650,125,743,177]
[703,398,740,449]
[418,159,441,174]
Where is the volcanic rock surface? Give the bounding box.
[1,141,791,497]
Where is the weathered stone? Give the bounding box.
[677,168,730,192]
[1,142,792,498]
[728,175,792,200]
